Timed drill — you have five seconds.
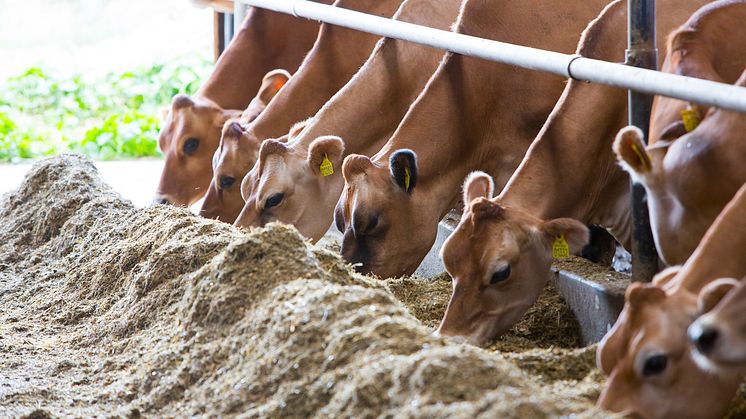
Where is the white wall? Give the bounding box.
[0,0,213,79]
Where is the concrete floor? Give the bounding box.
[1,159,165,208]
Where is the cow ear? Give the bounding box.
[172,94,194,109]
[657,121,688,141]
[613,126,653,176]
[257,69,290,105]
[342,154,374,181]
[463,171,494,204]
[540,218,589,254]
[308,136,345,177]
[389,149,418,193]
[698,278,740,313]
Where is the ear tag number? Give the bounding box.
[552,234,570,259]
[404,167,411,192]
[320,153,334,177]
[681,107,700,132]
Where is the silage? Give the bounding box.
[0,155,612,418]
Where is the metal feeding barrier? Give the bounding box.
[231,0,746,281]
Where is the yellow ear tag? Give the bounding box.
[552,234,570,259]
[630,142,650,171]
[320,153,334,177]
[404,167,411,192]
[681,107,700,133]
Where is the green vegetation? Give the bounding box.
[0,58,211,162]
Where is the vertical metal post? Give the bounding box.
[627,0,659,282]
[223,11,235,52]
[234,2,249,30]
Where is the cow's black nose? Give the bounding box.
[693,326,719,354]
[152,197,170,205]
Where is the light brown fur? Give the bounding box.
[598,180,746,418]
[614,0,746,265]
[336,0,613,278]
[153,7,324,206]
[233,0,462,239]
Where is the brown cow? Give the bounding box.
[614,0,746,265]
[434,0,711,345]
[597,180,746,419]
[153,6,326,207]
[206,0,405,226]
[198,70,291,223]
[201,115,306,224]
[335,0,613,278]
[437,172,589,345]
[232,0,462,239]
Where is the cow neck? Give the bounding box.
[247,0,403,143]
[671,183,746,294]
[197,8,321,110]
[498,78,631,233]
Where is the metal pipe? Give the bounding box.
[627,0,659,282]
[236,0,746,113]
[234,2,249,30]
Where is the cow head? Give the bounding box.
[199,70,291,223]
[335,149,439,278]
[597,270,743,418]
[155,70,289,208]
[154,94,241,207]
[234,128,344,240]
[199,121,260,223]
[435,172,589,346]
[688,277,746,368]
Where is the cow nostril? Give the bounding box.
[153,197,170,205]
[694,327,720,354]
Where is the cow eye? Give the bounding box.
[183,137,199,155]
[265,193,284,209]
[490,265,511,285]
[642,354,668,377]
[220,176,235,189]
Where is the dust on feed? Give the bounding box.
[1,155,745,418]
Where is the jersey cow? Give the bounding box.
[153,6,326,207]
[202,0,405,224]
[598,179,746,419]
[232,0,463,239]
[613,1,746,265]
[335,0,614,279]
[434,0,711,346]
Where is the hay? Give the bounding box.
[1,155,612,417]
[386,273,582,351]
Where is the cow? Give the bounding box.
[437,172,589,345]
[432,0,711,346]
[597,180,746,419]
[201,0,405,224]
[613,1,746,265]
[197,69,291,223]
[153,5,326,207]
[231,0,463,238]
[334,0,619,279]
[201,113,307,224]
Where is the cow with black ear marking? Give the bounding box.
[436,171,589,346]
[334,0,612,278]
[335,149,431,277]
